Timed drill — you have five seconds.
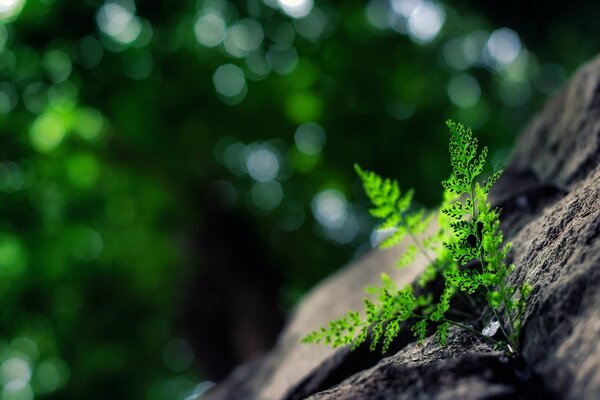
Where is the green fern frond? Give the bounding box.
[411,319,427,345]
[304,120,530,357]
[436,322,450,346]
[355,164,431,252]
[379,226,407,248]
[396,245,417,268]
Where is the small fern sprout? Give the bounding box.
[302,120,530,357]
[441,120,529,354]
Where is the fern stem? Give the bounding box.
[487,291,512,347]
[401,217,435,266]
[441,318,501,346]
[410,314,501,347]
[446,308,475,320]
[470,183,513,350]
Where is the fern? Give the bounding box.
[303,120,530,356]
[301,273,419,353]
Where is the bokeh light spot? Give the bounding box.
[0,82,18,114]
[35,358,70,394]
[70,228,103,262]
[366,0,392,30]
[462,30,488,66]
[486,28,521,66]
[213,64,247,104]
[312,189,358,244]
[66,153,100,188]
[9,339,38,362]
[1,381,34,400]
[265,20,295,45]
[47,81,78,110]
[222,142,247,175]
[447,74,481,108]
[407,1,445,44]
[96,0,142,45]
[29,113,67,153]
[0,162,25,193]
[266,45,299,75]
[41,50,72,83]
[285,92,322,123]
[312,189,347,229]
[0,357,31,386]
[498,79,531,107]
[0,0,25,22]
[251,181,284,211]
[391,0,422,17]
[443,37,470,70]
[0,234,26,279]
[293,7,328,40]
[223,19,264,58]
[23,83,48,114]
[294,122,326,155]
[74,107,105,141]
[245,146,280,182]
[278,0,314,19]
[245,50,271,80]
[194,11,226,47]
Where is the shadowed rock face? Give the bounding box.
[308,332,529,400]
[206,55,600,400]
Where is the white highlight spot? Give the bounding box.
[223,19,264,58]
[277,0,313,19]
[482,320,500,337]
[194,11,226,47]
[486,28,521,66]
[406,1,445,43]
[213,64,247,102]
[312,189,348,229]
[246,146,280,182]
[0,0,25,21]
[96,1,142,45]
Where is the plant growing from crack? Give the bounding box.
[302,120,530,356]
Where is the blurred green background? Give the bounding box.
[0,0,597,398]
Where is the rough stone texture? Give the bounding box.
[509,55,600,190]
[205,55,600,400]
[509,165,600,399]
[307,331,522,400]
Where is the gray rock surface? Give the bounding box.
[206,232,433,400]
[510,165,600,399]
[307,331,519,400]
[206,54,600,400]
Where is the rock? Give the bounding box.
[205,54,600,400]
[509,55,600,190]
[206,231,434,400]
[307,330,531,400]
[509,166,600,399]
